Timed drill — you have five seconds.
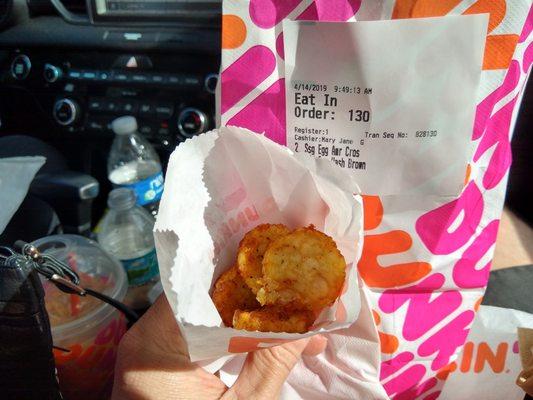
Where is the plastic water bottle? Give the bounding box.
[97,188,159,309]
[108,116,164,216]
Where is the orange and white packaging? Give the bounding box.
[218,1,532,398]
[440,305,533,400]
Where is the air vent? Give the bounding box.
[0,0,13,30]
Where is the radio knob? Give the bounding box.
[44,64,63,83]
[11,55,31,80]
[177,108,208,138]
[204,73,218,94]
[53,98,80,126]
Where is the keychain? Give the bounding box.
[12,241,139,324]
[0,242,139,400]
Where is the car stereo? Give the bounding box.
[90,0,221,23]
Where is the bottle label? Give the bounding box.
[120,172,164,206]
[121,248,159,286]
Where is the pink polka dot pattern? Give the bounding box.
[297,0,361,21]
[221,45,276,115]
[228,79,286,145]
[249,0,303,29]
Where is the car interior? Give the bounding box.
[0,1,532,398]
[0,0,220,242]
[1,0,531,243]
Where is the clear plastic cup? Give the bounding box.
[33,234,128,400]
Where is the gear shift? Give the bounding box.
[31,171,99,235]
[0,135,99,236]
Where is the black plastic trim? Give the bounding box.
[0,16,220,53]
[0,0,14,30]
[50,0,90,24]
[87,0,221,27]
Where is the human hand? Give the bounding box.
[112,295,327,400]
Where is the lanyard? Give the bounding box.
[0,241,139,324]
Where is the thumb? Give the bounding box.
[224,338,310,400]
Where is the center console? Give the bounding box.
[0,0,220,224]
[90,0,220,24]
[4,48,218,151]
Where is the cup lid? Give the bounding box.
[111,116,137,135]
[108,188,136,210]
[32,234,127,336]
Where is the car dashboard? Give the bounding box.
[0,0,220,223]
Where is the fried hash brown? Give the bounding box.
[233,306,314,333]
[257,226,346,312]
[212,265,259,327]
[237,223,291,294]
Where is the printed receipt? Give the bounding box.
[283,15,487,196]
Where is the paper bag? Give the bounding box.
[0,157,45,234]
[216,283,389,399]
[220,1,532,398]
[154,126,364,362]
[439,305,533,400]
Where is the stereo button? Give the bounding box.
[167,75,180,85]
[87,118,108,132]
[155,103,173,119]
[139,103,154,116]
[120,100,139,114]
[81,71,97,80]
[204,73,218,94]
[183,76,201,86]
[44,64,62,83]
[97,71,111,81]
[105,100,119,112]
[151,74,165,84]
[11,55,31,80]
[139,124,155,138]
[88,98,104,111]
[113,72,130,82]
[67,70,81,80]
[158,126,170,136]
[177,108,207,138]
[132,74,148,83]
[53,98,80,126]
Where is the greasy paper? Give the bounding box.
[284,16,487,196]
[154,126,364,362]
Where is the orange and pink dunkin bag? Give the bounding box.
[155,1,532,399]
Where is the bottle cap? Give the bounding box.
[111,116,138,135]
[108,188,136,210]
